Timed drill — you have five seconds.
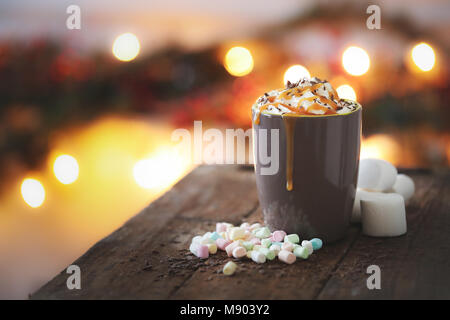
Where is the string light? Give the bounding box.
[342,46,370,76]
[53,154,79,184]
[224,46,254,77]
[283,65,310,85]
[112,33,140,62]
[21,178,45,208]
[411,42,435,72]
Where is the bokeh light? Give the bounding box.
[342,46,370,76]
[21,178,45,208]
[336,84,357,101]
[133,148,189,190]
[112,33,141,62]
[53,154,79,185]
[283,65,310,85]
[411,42,435,72]
[361,134,401,165]
[224,46,254,77]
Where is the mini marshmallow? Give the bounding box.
[281,242,294,252]
[269,244,281,255]
[246,250,253,259]
[223,261,237,275]
[242,241,254,251]
[361,192,407,237]
[249,223,262,231]
[301,240,313,255]
[259,247,276,260]
[191,235,202,244]
[253,244,262,251]
[278,250,296,264]
[240,222,250,229]
[261,238,272,248]
[229,227,246,240]
[232,246,247,259]
[249,238,261,245]
[253,227,271,239]
[225,240,242,256]
[293,246,309,259]
[272,230,287,242]
[207,243,217,254]
[358,159,397,192]
[310,238,323,251]
[251,250,266,263]
[216,238,231,251]
[284,234,300,244]
[209,231,221,241]
[388,174,415,202]
[216,223,227,233]
[190,243,209,259]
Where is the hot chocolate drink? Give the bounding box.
[252,77,362,242]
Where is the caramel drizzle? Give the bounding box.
[282,116,296,191]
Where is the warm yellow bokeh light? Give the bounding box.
[224,46,254,77]
[361,134,401,165]
[283,65,310,85]
[133,148,189,190]
[336,84,357,101]
[53,154,79,184]
[21,178,45,208]
[112,33,141,62]
[411,42,435,72]
[342,46,370,76]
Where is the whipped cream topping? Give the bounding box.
[252,77,360,123]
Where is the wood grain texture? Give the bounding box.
[30,166,450,300]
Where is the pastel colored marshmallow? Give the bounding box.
[254,227,271,239]
[216,238,231,251]
[293,246,309,259]
[190,243,209,259]
[310,238,323,250]
[269,244,281,255]
[281,242,294,252]
[207,243,217,254]
[358,158,397,192]
[225,241,242,257]
[284,234,300,244]
[278,250,296,264]
[259,247,275,260]
[249,223,262,231]
[301,240,313,255]
[388,174,415,202]
[250,238,261,245]
[361,192,407,237]
[229,227,246,240]
[223,261,237,275]
[261,238,272,248]
[242,241,254,251]
[210,231,221,241]
[216,223,227,233]
[240,222,250,229]
[232,246,247,259]
[272,230,287,242]
[191,235,202,244]
[251,250,266,264]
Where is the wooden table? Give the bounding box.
[31,165,450,300]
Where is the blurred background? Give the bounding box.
[0,0,449,299]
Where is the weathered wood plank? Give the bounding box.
[317,172,450,299]
[31,165,259,299]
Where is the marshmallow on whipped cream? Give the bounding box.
[252,77,360,123]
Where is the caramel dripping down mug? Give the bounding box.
[253,106,362,243]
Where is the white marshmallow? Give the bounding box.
[352,189,381,223]
[358,159,397,192]
[388,174,415,202]
[361,193,407,237]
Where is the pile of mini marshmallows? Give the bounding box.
[189,222,322,276]
[353,158,415,237]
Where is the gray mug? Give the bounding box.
[253,106,362,243]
